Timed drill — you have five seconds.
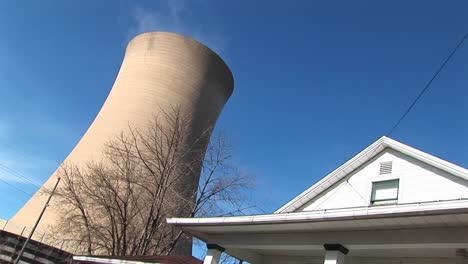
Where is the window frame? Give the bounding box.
[370,179,400,204]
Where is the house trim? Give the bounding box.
[167,198,468,228]
[274,136,468,213]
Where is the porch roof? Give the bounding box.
[168,200,468,263]
[168,199,468,239]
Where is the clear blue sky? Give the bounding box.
[0,0,467,220]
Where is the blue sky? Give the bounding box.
[0,0,467,221]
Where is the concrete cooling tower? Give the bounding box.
[9,32,234,253]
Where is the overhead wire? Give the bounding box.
[0,143,43,189]
[0,177,33,197]
[387,32,468,136]
[0,149,42,197]
[0,163,41,188]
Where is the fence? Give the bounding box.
[0,219,73,263]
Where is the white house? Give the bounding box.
[167,136,468,264]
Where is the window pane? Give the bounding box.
[374,185,398,200]
[372,180,399,202]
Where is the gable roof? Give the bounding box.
[275,136,468,214]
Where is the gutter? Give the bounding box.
[167,199,468,227]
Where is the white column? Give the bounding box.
[203,244,225,264]
[323,244,348,264]
[324,250,345,264]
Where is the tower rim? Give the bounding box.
[127,31,234,97]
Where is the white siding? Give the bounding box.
[300,148,468,211]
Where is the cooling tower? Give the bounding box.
[9,32,234,254]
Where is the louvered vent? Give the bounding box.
[380,161,392,175]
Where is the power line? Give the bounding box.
[0,163,41,188]
[0,144,43,188]
[387,32,468,136]
[0,177,33,197]
[14,177,60,264]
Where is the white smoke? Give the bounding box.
[127,0,227,55]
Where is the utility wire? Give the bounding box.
[0,177,33,197]
[387,32,468,136]
[0,163,41,188]
[0,142,45,188]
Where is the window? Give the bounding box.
[379,161,393,175]
[371,179,399,205]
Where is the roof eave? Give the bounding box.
[274,136,468,214]
[168,199,468,229]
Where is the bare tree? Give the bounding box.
[46,108,254,256]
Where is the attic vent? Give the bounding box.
[379,161,393,175]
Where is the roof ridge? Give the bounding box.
[274,136,468,213]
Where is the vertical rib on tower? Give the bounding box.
[9,32,234,254]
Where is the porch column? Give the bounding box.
[323,244,349,264]
[203,244,225,264]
